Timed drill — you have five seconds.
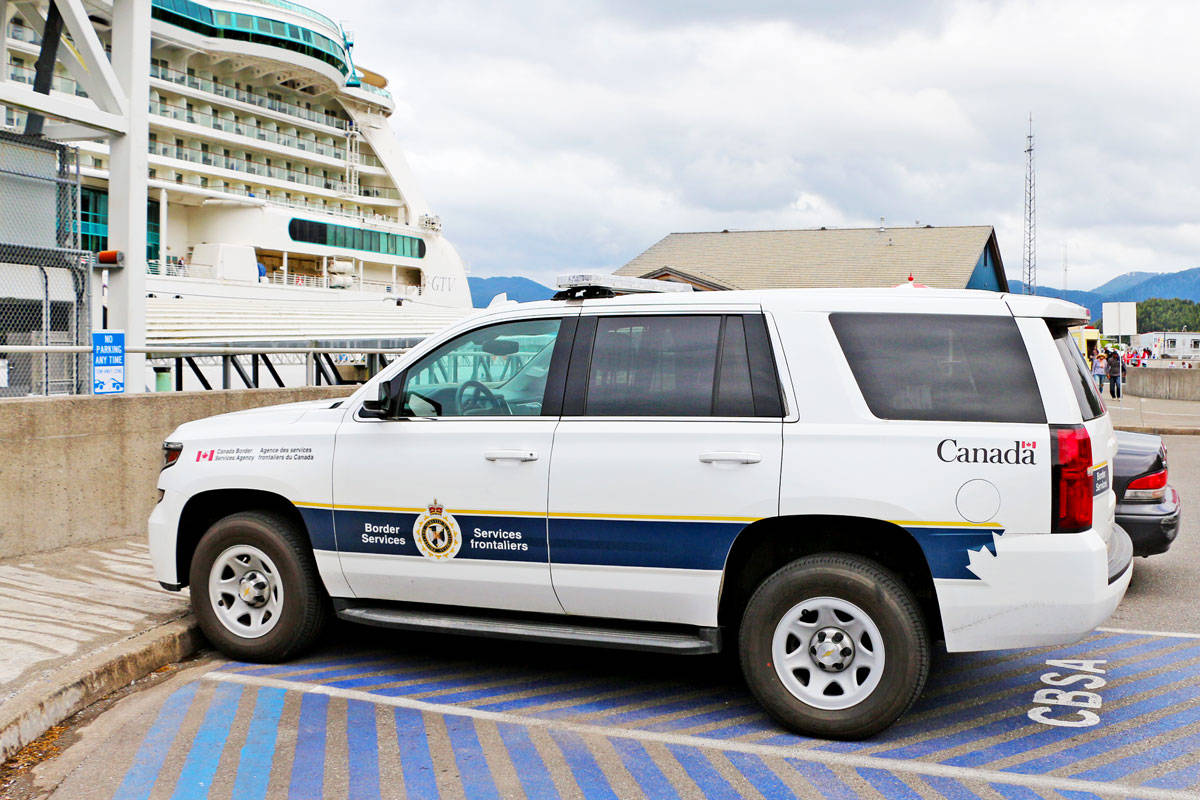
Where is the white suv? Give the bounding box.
[149,280,1132,739]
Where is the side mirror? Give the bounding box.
[359,377,397,419]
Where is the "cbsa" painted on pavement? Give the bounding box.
[1028,659,1106,727]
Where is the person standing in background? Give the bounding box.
[1106,349,1123,399]
[1091,351,1106,393]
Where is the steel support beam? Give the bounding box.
[105,0,150,389]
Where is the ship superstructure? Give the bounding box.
[3,0,472,345]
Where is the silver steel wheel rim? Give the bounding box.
[771,596,885,711]
[208,545,284,639]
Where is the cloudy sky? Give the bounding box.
[306,0,1199,291]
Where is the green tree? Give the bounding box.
[1136,298,1200,332]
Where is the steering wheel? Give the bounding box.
[455,380,502,414]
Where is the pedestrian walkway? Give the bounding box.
[0,539,195,762]
[1108,393,1200,433]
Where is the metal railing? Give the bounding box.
[0,345,410,391]
[149,63,352,131]
[148,99,347,159]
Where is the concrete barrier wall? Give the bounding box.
[0,386,355,560]
[1127,367,1200,401]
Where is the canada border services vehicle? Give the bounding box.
[150,275,1133,739]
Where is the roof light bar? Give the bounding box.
[555,273,694,294]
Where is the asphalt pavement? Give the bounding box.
[6,436,1200,800]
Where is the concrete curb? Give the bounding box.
[0,615,202,763]
[1115,426,1200,436]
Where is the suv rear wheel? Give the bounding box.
[739,553,929,739]
[189,510,328,662]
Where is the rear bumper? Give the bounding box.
[935,528,1131,653]
[1116,487,1181,557]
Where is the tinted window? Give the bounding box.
[1051,326,1105,421]
[715,316,754,416]
[830,313,1046,423]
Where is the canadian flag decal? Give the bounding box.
[196,449,215,462]
[1021,441,1037,449]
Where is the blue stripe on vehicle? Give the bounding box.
[496,722,561,799]
[665,744,740,800]
[905,527,1000,580]
[111,683,198,800]
[346,700,382,800]
[287,693,328,800]
[548,518,743,570]
[609,738,681,800]
[858,768,923,800]
[169,682,242,800]
[549,731,620,800]
[442,715,499,800]
[393,708,438,800]
[296,506,336,550]
[230,687,286,800]
[725,751,798,799]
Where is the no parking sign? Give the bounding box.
[92,330,125,394]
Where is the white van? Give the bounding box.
[149,279,1131,738]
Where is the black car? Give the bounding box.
[1114,430,1181,557]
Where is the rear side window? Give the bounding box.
[1051,326,1105,421]
[571,314,783,417]
[830,312,1046,423]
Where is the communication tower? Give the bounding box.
[1022,115,1037,294]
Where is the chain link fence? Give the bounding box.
[0,130,92,397]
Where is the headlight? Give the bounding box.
[162,441,183,470]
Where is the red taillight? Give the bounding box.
[1051,424,1093,532]
[1126,468,1167,501]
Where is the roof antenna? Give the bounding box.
[879,217,886,232]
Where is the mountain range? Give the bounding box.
[1010,267,1200,320]
[468,267,1200,316]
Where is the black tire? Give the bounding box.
[189,510,329,662]
[738,553,930,740]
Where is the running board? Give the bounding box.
[335,605,721,655]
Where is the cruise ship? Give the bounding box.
[2,0,472,347]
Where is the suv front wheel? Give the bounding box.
[739,554,930,739]
[189,510,328,662]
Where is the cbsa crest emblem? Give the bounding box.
[413,500,462,560]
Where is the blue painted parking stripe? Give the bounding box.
[287,693,328,800]
[1143,757,1200,790]
[859,638,1197,758]
[783,759,859,799]
[495,722,561,799]
[725,750,798,799]
[393,707,439,800]
[111,683,199,800]
[591,690,731,726]
[1072,715,1200,783]
[374,671,540,699]
[475,681,628,713]
[230,687,286,800]
[954,673,1200,770]
[608,738,681,800]
[644,701,761,732]
[169,682,242,800]
[443,715,500,800]
[988,783,1046,800]
[859,767,924,799]
[539,685,680,720]
[425,672,585,705]
[665,743,741,800]
[346,700,382,800]
[323,663,487,690]
[871,643,1200,764]
[547,730,619,800]
[227,655,396,677]
[920,774,986,800]
[1009,687,1200,775]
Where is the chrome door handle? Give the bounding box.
[699,451,762,464]
[484,450,539,462]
